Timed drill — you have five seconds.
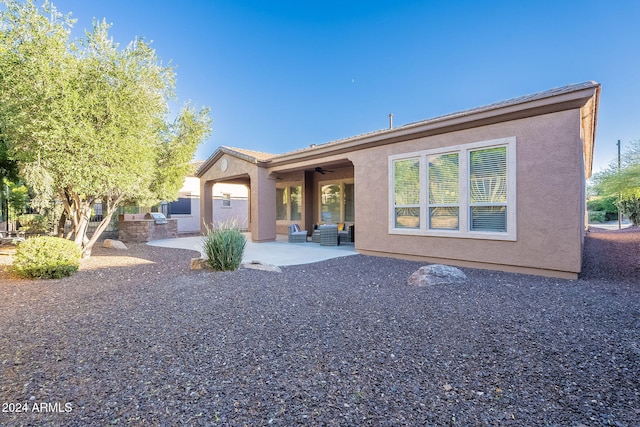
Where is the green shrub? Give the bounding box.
[202,224,246,271]
[16,213,50,235]
[13,236,82,279]
[588,210,606,223]
[587,195,618,220]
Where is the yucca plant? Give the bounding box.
[201,221,246,271]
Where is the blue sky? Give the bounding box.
[49,0,639,173]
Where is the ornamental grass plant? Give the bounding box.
[202,222,246,271]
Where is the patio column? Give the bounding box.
[200,180,214,234]
[250,167,276,242]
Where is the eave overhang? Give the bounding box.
[265,82,601,170]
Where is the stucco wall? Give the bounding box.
[199,153,276,241]
[349,109,585,278]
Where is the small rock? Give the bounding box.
[407,264,467,286]
[102,239,127,250]
[190,257,213,270]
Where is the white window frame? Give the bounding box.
[221,193,231,208]
[388,137,517,241]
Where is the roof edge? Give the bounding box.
[267,81,601,166]
[196,146,274,177]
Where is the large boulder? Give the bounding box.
[102,239,128,250]
[241,260,282,273]
[407,264,467,287]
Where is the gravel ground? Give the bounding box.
[0,228,639,426]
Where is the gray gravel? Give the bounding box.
[1,228,639,426]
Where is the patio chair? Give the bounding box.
[319,224,339,246]
[337,223,354,243]
[288,224,308,243]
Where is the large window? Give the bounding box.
[389,137,516,240]
[276,184,302,221]
[319,180,355,224]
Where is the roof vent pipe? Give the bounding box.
[389,113,393,129]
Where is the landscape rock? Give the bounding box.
[102,239,128,250]
[190,257,213,270]
[407,264,467,286]
[241,260,282,273]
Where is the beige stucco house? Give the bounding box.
[197,82,600,279]
[168,164,249,234]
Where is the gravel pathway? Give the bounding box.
[0,228,639,426]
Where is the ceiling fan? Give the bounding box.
[315,166,334,174]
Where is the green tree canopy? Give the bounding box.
[591,140,640,225]
[0,0,212,255]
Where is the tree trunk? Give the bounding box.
[81,209,117,257]
[57,211,67,238]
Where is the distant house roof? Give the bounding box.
[197,81,600,177]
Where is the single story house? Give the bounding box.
[197,81,600,279]
[168,162,249,234]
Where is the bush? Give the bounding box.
[16,213,50,235]
[588,210,606,223]
[13,236,82,279]
[587,195,618,220]
[618,197,640,226]
[202,224,246,271]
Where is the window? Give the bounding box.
[389,137,516,240]
[319,179,354,224]
[276,184,303,221]
[169,195,191,215]
[290,186,302,221]
[276,188,288,220]
[428,152,459,230]
[393,158,421,228]
[469,147,507,232]
[222,193,231,207]
[344,183,355,222]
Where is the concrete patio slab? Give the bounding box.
[147,234,357,266]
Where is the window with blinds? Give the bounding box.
[389,137,515,240]
[428,152,459,230]
[393,158,421,228]
[469,146,507,232]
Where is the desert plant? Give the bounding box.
[588,210,606,223]
[202,223,246,271]
[618,198,640,226]
[13,236,82,279]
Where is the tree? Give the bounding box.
[0,0,212,256]
[0,138,20,224]
[591,140,640,226]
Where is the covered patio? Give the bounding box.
[197,146,355,244]
[147,233,357,266]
